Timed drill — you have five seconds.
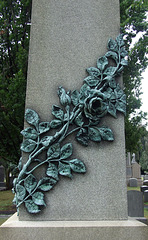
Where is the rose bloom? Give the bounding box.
[84,90,108,121]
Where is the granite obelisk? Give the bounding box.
[20,0,127,221]
[1,2,148,240]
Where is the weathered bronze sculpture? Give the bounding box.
[13,34,127,214]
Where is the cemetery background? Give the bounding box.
[1,1,146,223]
[0,1,148,238]
[0,1,148,190]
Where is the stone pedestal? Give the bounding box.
[0,214,148,240]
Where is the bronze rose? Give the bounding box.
[84,90,108,121]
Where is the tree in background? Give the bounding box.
[139,132,148,173]
[0,0,32,188]
[0,0,148,188]
[120,0,148,157]
[135,126,148,173]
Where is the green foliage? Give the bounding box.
[120,0,148,153]
[25,199,41,214]
[138,130,148,172]
[140,151,148,171]
[0,0,32,184]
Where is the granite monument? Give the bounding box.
[1,1,147,239]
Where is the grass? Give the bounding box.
[144,209,148,218]
[0,190,15,226]
[127,186,140,191]
[0,190,15,211]
[0,218,8,226]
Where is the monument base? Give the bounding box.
[0,214,147,240]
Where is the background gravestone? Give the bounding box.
[126,152,142,187]
[144,190,148,202]
[141,185,148,192]
[144,175,148,180]
[132,162,142,186]
[126,152,132,185]
[143,180,148,186]
[19,0,128,221]
[127,190,144,217]
[129,178,138,187]
[0,165,5,188]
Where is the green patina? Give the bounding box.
[13,34,127,214]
